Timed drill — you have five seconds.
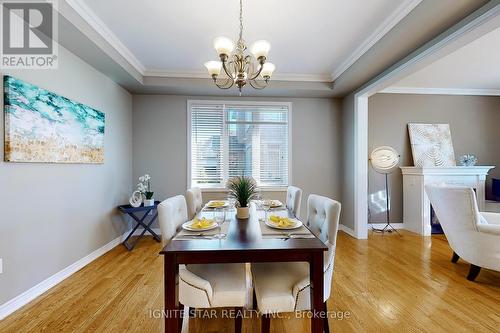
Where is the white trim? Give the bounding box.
[187,100,292,190]
[330,0,422,80]
[0,230,133,320]
[353,96,369,239]
[380,86,500,96]
[145,70,331,82]
[369,223,406,230]
[339,224,356,238]
[65,0,146,75]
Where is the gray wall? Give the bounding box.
[132,95,343,221]
[0,46,133,305]
[368,93,500,224]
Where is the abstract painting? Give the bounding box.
[3,75,105,163]
[408,123,456,167]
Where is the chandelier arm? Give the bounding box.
[249,62,264,80]
[249,79,268,90]
[222,60,235,79]
[215,77,234,89]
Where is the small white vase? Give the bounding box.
[236,207,249,219]
[143,199,154,207]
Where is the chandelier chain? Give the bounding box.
[239,0,243,43]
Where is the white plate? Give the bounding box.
[263,200,283,208]
[182,220,218,232]
[206,201,229,209]
[265,218,303,230]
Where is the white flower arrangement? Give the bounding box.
[137,174,154,199]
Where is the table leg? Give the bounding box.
[310,252,324,333]
[164,253,179,333]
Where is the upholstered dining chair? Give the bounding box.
[425,185,500,281]
[158,195,248,333]
[186,187,203,220]
[286,185,303,218]
[251,194,341,333]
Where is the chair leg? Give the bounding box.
[451,252,459,263]
[467,264,481,281]
[261,313,270,333]
[178,303,184,333]
[235,307,243,333]
[323,301,330,333]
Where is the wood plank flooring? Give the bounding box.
[1,230,499,332]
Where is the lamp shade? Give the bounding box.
[261,62,275,78]
[213,37,234,56]
[204,61,222,76]
[251,40,271,59]
[370,146,400,174]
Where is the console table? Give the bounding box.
[401,166,494,236]
[117,202,162,250]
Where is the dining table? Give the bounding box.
[159,202,328,333]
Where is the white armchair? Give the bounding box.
[286,185,303,218]
[251,194,341,333]
[425,185,500,281]
[158,195,248,332]
[185,187,203,220]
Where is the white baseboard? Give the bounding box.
[369,223,406,230]
[339,224,356,238]
[0,230,134,320]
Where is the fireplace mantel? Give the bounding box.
[400,166,495,236]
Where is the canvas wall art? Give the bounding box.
[3,75,105,163]
[408,123,456,167]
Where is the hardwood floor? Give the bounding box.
[1,231,499,332]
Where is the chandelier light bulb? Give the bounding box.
[213,37,235,56]
[250,40,271,59]
[261,62,275,78]
[204,61,222,76]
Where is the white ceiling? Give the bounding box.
[386,26,500,94]
[73,0,419,81]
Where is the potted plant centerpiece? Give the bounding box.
[227,176,258,219]
[138,174,155,206]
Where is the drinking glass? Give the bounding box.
[262,200,271,222]
[213,207,226,239]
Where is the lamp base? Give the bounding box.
[372,222,400,234]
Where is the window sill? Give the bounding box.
[200,187,288,193]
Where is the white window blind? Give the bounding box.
[189,101,290,188]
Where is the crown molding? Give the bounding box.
[330,0,422,81]
[380,86,500,96]
[65,0,146,75]
[144,69,332,82]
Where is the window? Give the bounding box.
[189,101,291,189]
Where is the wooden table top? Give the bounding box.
[160,205,327,255]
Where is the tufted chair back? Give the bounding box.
[305,194,341,300]
[286,186,303,218]
[186,187,203,220]
[158,195,188,245]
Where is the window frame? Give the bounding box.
[187,100,292,192]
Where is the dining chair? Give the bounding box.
[425,185,500,281]
[158,195,248,333]
[286,185,303,218]
[186,187,203,220]
[251,194,341,333]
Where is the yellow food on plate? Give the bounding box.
[208,201,226,208]
[269,215,295,228]
[190,217,215,229]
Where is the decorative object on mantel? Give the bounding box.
[137,174,154,206]
[204,0,275,94]
[369,146,401,234]
[3,75,105,163]
[408,123,456,167]
[458,154,478,166]
[227,176,257,219]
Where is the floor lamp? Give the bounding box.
[370,146,400,233]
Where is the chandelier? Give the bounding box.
[204,0,275,94]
